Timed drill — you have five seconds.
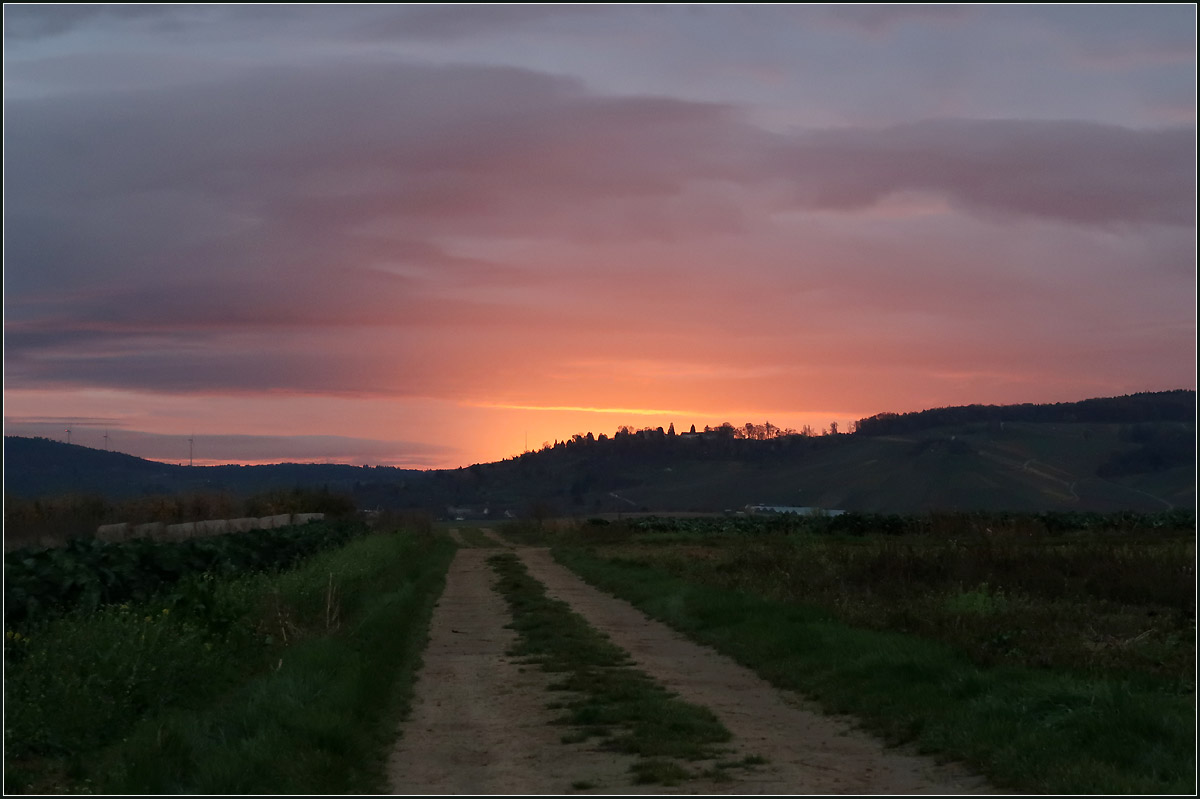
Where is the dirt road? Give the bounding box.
[387,531,996,794]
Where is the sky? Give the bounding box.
[3,4,1196,468]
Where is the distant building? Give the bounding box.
[746,504,846,517]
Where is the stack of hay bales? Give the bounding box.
[258,514,293,529]
[96,522,131,543]
[164,522,195,542]
[97,512,327,543]
[135,522,165,541]
[196,519,229,537]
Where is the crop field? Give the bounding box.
[521,510,1196,794]
[555,511,1195,681]
[4,520,455,794]
[5,507,1194,794]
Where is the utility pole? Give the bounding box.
[188,436,194,467]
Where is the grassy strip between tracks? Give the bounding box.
[5,529,456,794]
[552,547,1196,795]
[487,552,761,786]
[451,524,507,548]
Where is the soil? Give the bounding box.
[387,530,998,795]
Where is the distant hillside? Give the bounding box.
[4,391,1195,516]
[400,418,1194,517]
[853,389,1196,435]
[1,437,426,501]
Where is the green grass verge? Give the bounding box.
[4,529,456,794]
[453,525,506,548]
[487,553,739,785]
[552,548,1195,795]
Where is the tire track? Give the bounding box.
[387,547,706,794]
[511,542,998,794]
[390,530,999,794]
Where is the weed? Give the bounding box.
[487,553,733,784]
[4,530,456,794]
[701,766,735,782]
[554,534,1196,795]
[630,758,692,785]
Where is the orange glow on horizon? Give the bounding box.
[451,403,862,467]
[467,402,719,417]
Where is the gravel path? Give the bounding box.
[387,530,998,795]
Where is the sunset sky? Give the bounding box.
[4,4,1196,468]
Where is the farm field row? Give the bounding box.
[6,512,1193,794]
[390,527,991,793]
[4,525,455,794]
[527,514,1194,794]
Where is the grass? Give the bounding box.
[552,543,1196,794]
[450,524,506,548]
[486,552,746,785]
[544,516,1195,684]
[4,528,456,794]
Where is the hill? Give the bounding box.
[3,391,1195,517]
[1,436,425,501]
[466,419,1194,516]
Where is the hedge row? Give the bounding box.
[4,519,367,627]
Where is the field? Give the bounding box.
[4,520,455,794]
[4,509,1195,794]
[530,511,1196,793]
[551,512,1195,682]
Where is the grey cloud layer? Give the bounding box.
[2,422,452,467]
[773,119,1194,227]
[5,45,1195,399]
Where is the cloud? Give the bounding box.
[4,415,125,428]
[4,51,1194,419]
[819,4,972,35]
[354,5,599,41]
[769,118,1195,228]
[2,423,452,467]
[1,5,200,40]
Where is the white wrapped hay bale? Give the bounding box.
[96,523,130,543]
[196,519,229,536]
[165,522,196,542]
[259,514,292,529]
[134,522,165,541]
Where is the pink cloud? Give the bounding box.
[5,49,1194,467]
[769,119,1193,227]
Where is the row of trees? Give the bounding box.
[854,390,1194,437]
[529,420,846,453]
[530,391,1193,452]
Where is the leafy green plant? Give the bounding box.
[4,529,456,795]
[4,520,367,627]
